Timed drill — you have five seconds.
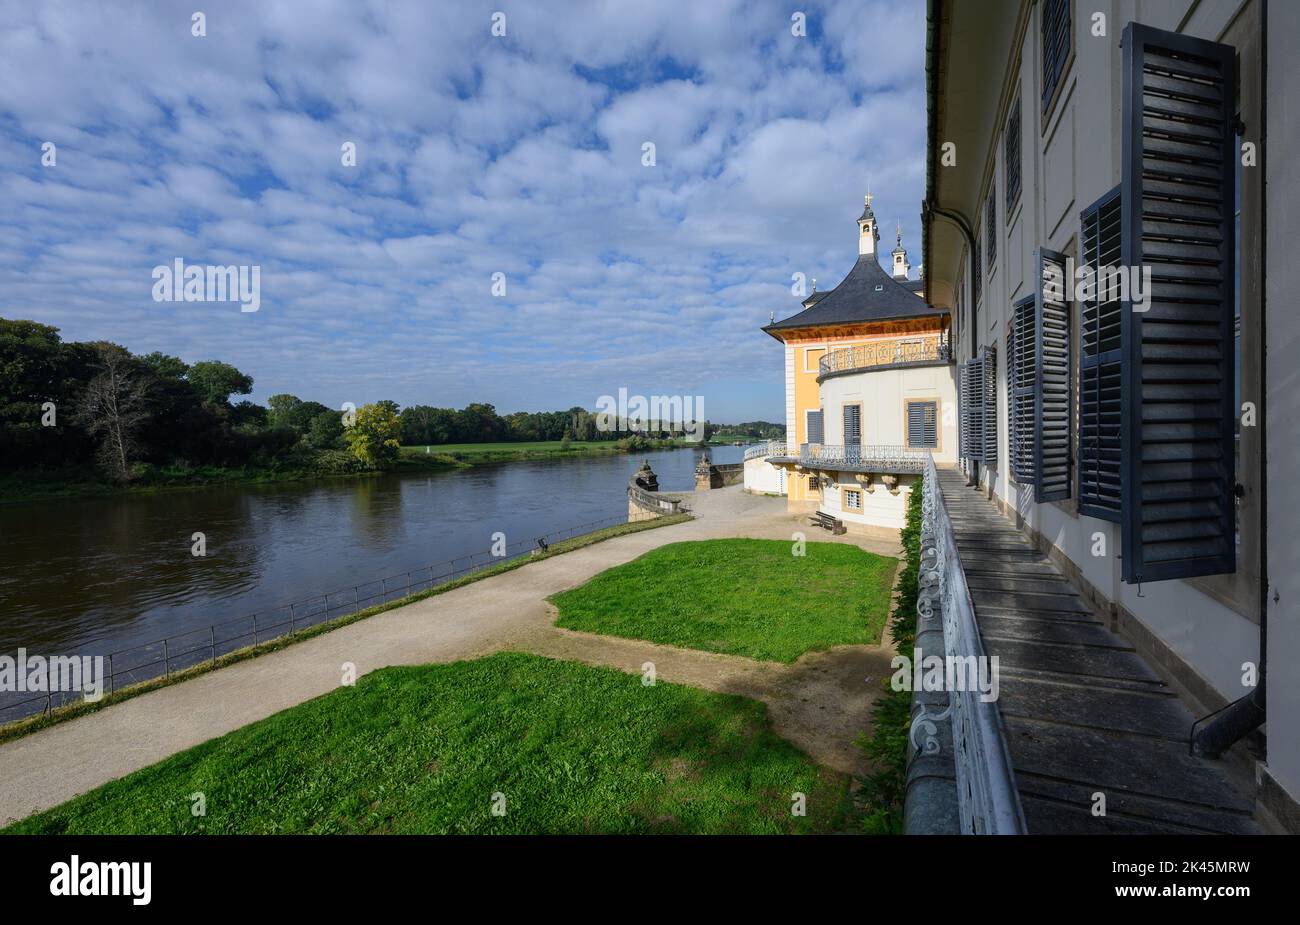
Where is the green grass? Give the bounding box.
[3,653,849,834]
[551,539,897,663]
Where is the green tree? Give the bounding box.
[267,394,302,428]
[188,360,253,405]
[307,408,344,449]
[343,402,402,468]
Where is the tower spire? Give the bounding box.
[890,218,911,281]
[857,188,879,259]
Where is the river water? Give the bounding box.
[0,446,743,713]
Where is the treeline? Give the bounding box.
[397,405,712,445]
[0,318,728,487]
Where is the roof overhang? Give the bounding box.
[922,0,1024,311]
[762,310,951,342]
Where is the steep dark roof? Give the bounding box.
[899,278,926,293]
[765,254,945,337]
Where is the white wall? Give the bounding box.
[742,456,785,494]
[957,0,1261,708]
[819,363,959,463]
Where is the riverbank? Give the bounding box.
[402,438,694,464]
[0,512,692,744]
[0,453,467,506]
[0,487,901,827]
[0,437,725,505]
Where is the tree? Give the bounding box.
[74,343,150,481]
[560,426,573,451]
[307,408,344,449]
[267,394,302,429]
[343,402,402,468]
[188,360,253,405]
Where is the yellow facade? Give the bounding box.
[776,319,948,513]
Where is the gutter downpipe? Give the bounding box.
[1192,0,1268,759]
[921,0,979,487]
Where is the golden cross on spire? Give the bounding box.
[865,189,873,207]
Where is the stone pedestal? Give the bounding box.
[695,454,723,491]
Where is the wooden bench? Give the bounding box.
[811,511,846,535]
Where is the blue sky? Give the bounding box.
[0,0,927,423]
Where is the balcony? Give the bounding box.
[818,334,951,382]
[744,441,787,461]
[797,443,930,474]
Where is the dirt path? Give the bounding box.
[0,486,902,824]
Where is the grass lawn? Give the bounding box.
[551,539,897,662]
[3,653,849,834]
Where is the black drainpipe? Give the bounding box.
[923,200,979,486]
[1192,0,1268,759]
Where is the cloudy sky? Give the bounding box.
[0,0,927,423]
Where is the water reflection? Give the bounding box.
[0,446,740,661]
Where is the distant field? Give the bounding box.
[405,441,616,454]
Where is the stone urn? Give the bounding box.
[634,460,659,492]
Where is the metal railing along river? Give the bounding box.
[0,512,651,725]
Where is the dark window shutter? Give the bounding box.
[959,359,984,461]
[1120,23,1237,583]
[1005,97,1022,210]
[807,410,824,445]
[842,404,861,444]
[1006,323,1018,471]
[980,346,998,466]
[1078,187,1124,521]
[958,361,970,457]
[1041,0,1072,113]
[1035,248,1072,501]
[1009,297,1036,483]
[972,239,982,306]
[908,401,938,449]
[986,192,997,266]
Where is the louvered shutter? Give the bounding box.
[959,359,983,461]
[1035,248,1072,501]
[1119,23,1236,583]
[843,404,861,444]
[958,361,970,457]
[980,346,998,466]
[1078,187,1124,521]
[1009,298,1036,483]
[807,410,824,445]
[907,401,938,449]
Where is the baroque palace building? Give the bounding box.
[743,192,957,533]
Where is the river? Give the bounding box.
[0,445,743,717]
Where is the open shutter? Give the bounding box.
[1009,298,1036,483]
[1035,248,1072,501]
[1119,23,1236,583]
[980,346,998,466]
[959,359,984,461]
[1078,188,1124,521]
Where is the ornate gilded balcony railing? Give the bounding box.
[797,443,930,472]
[818,334,951,380]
